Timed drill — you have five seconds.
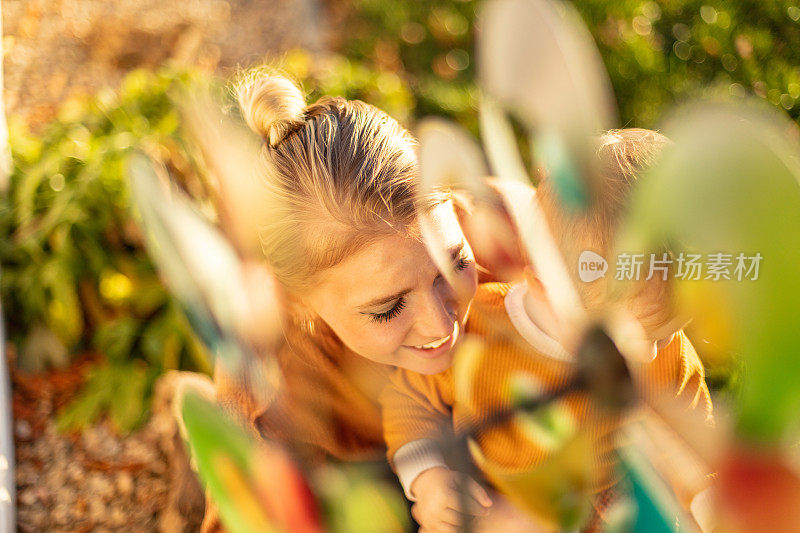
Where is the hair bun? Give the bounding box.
[236,73,306,147]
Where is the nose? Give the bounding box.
[415,281,457,340]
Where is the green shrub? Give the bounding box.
[334,0,800,130]
[1,68,212,432]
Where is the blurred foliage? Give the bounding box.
[278,49,418,128]
[579,0,800,128]
[330,0,800,130]
[57,360,150,434]
[0,68,213,432]
[326,0,479,131]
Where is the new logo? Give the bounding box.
[578,250,607,282]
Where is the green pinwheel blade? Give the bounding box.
[616,101,800,444]
[180,389,279,533]
[470,432,595,530]
[314,464,410,533]
[184,390,412,533]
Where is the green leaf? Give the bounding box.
[57,364,114,432]
[57,362,150,433]
[140,308,182,370]
[108,362,148,433]
[46,261,84,348]
[129,279,168,316]
[92,316,140,362]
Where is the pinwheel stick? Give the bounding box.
[445,325,638,531]
[444,377,583,533]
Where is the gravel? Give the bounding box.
[13,361,206,532]
[2,0,326,129]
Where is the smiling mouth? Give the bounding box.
[407,322,460,358]
[412,335,452,350]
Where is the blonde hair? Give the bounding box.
[538,128,672,310]
[234,69,449,293]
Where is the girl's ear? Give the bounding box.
[231,259,281,342]
[281,289,313,320]
[283,290,341,353]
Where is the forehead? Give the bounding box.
[313,203,464,305]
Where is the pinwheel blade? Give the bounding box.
[615,102,800,443]
[127,154,281,400]
[180,86,269,258]
[179,387,323,533]
[478,0,617,209]
[416,118,525,290]
[128,154,244,346]
[469,431,595,530]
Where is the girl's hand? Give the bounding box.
[411,467,492,533]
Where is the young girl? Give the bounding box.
[202,69,492,531]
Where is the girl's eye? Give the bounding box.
[454,255,472,272]
[369,297,406,324]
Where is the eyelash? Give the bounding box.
[368,254,471,324]
[455,255,471,272]
[370,297,406,323]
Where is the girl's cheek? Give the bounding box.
[386,315,414,349]
[461,263,479,295]
[449,265,477,303]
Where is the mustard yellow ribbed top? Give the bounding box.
[381,282,712,492]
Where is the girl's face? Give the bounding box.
[303,202,478,374]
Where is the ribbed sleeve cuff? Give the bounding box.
[393,439,448,501]
[690,487,717,533]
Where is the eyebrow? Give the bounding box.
[357,240,466,311]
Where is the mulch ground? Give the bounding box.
[11,354,205,532]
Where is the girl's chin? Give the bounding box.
[401,347,455,375]
[409,356,453,375]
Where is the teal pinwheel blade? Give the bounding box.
[127,153,248,345]
[617,441,695,533]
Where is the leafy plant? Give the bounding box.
[331,0,800,131]
[0,67,214,432]
[329,0,479,132]
[57,360,151,434]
